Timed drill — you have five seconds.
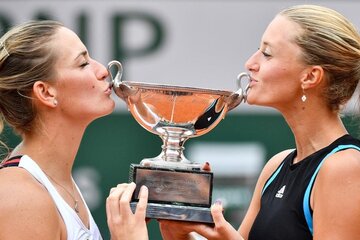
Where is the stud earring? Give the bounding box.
[301,87,307,102]
[53,99,58,106]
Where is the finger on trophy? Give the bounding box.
[202,162,211,172]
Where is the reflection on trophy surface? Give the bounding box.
[108,60,249,223]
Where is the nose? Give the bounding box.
[94,60,109,81]
[245,51,260,73]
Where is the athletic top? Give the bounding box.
[1,155,103,240]
[248,134,360,240]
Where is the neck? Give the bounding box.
[281,104,347,163]
[11,121,87,182]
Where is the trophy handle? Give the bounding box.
[236,72,250,102]
[107,60,123,87]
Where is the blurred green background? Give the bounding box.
[2,112,359,239]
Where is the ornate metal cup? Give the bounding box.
[108,60,249,223]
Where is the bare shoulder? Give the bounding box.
[238,149,293,237]
[245,148,293,200]
[0,167,62,239]
[312,148,360,238]
[318,148,360,180]
[258,149,294,183]
[251,148,294,203]
[315,148,360,199]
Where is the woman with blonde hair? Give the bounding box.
[0,20,148,240]
[160,4,360,240]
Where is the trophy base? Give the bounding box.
[130,202,213,223]
[129,164,214,223]
[140,157,202,171]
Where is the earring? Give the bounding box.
[53,99,58,106]
[301,87,307,102]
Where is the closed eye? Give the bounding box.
[261,51,272,57]
[80,61,89,68]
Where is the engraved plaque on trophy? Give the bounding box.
[108,60,249,223]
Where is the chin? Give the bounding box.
[246,96,256,105]
[246,92,261,106]
[97,101,116,118]
[105,103,116,115]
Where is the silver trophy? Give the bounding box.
[108,60,249,223]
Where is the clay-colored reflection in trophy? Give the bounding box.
[108,60,249,223]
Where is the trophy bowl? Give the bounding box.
[108,60,249,223]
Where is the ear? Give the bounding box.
[301,66,324,90]
[32,81,57,108]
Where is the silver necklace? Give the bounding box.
[46,174,79,213]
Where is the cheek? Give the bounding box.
[265,64,288,78]
[59,82,92,103]
[76,85,98,103]
[77,83,97,96]
[246,76,283,104]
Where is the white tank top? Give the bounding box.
[18,155,103,240]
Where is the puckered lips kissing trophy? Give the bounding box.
[108,60,249,224]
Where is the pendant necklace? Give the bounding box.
[46,173,79,213]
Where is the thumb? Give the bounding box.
[191,201,227,238]
[135,185,148,219]
[211,200,243,240]
[211,200,225,226]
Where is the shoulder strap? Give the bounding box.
[261,161,285,195]
[303,144,360,235]
[0,156,22,169]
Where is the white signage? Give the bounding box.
[1,1,359,113]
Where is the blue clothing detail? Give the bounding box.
[261,162,285,195]
[303,144,360,235]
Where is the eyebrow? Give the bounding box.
[261,41,275,51]
[74,50,88,60]
[262,41,271,47]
